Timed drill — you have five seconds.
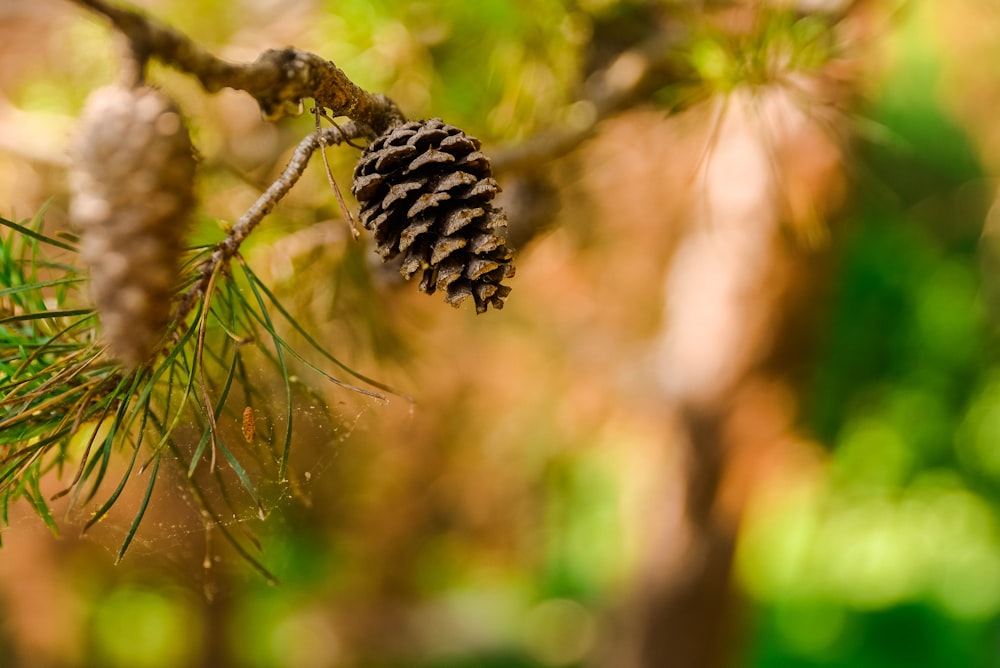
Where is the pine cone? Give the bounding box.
[352,118,514,313]
[69,85,196,369]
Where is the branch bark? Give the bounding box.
[71,0,404,133]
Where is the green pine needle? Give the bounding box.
[0,211,390,575]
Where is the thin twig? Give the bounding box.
[313,108,360,240]
[172,123,368,332]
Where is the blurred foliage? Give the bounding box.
[687,11,835,93]
[738,4,1000,667]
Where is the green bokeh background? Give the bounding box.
[4,0,1000,666]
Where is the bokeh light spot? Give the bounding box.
[520,598,596,666]
[92,586,202,668]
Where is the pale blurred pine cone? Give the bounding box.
[69,85,196,368]
[352,118,515,313]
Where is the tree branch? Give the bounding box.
[71,0,404,133]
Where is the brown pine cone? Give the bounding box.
[352,118,515,313]
[69,85,196,369]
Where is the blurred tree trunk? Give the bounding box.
[597,80,848,667]
[610,408,739,668]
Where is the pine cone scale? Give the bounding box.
[440,207,482,236]
[353,173,385,201]
[404,149,456,173]
[408,127,450,147]
[407,191,451,218]
[434,171,479,193]
[465,257,501,280]
[399,218,434,253]
[383,181,424,208]
[455,152,490,172]
[374,144,418,172]
[430,236,467,265]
